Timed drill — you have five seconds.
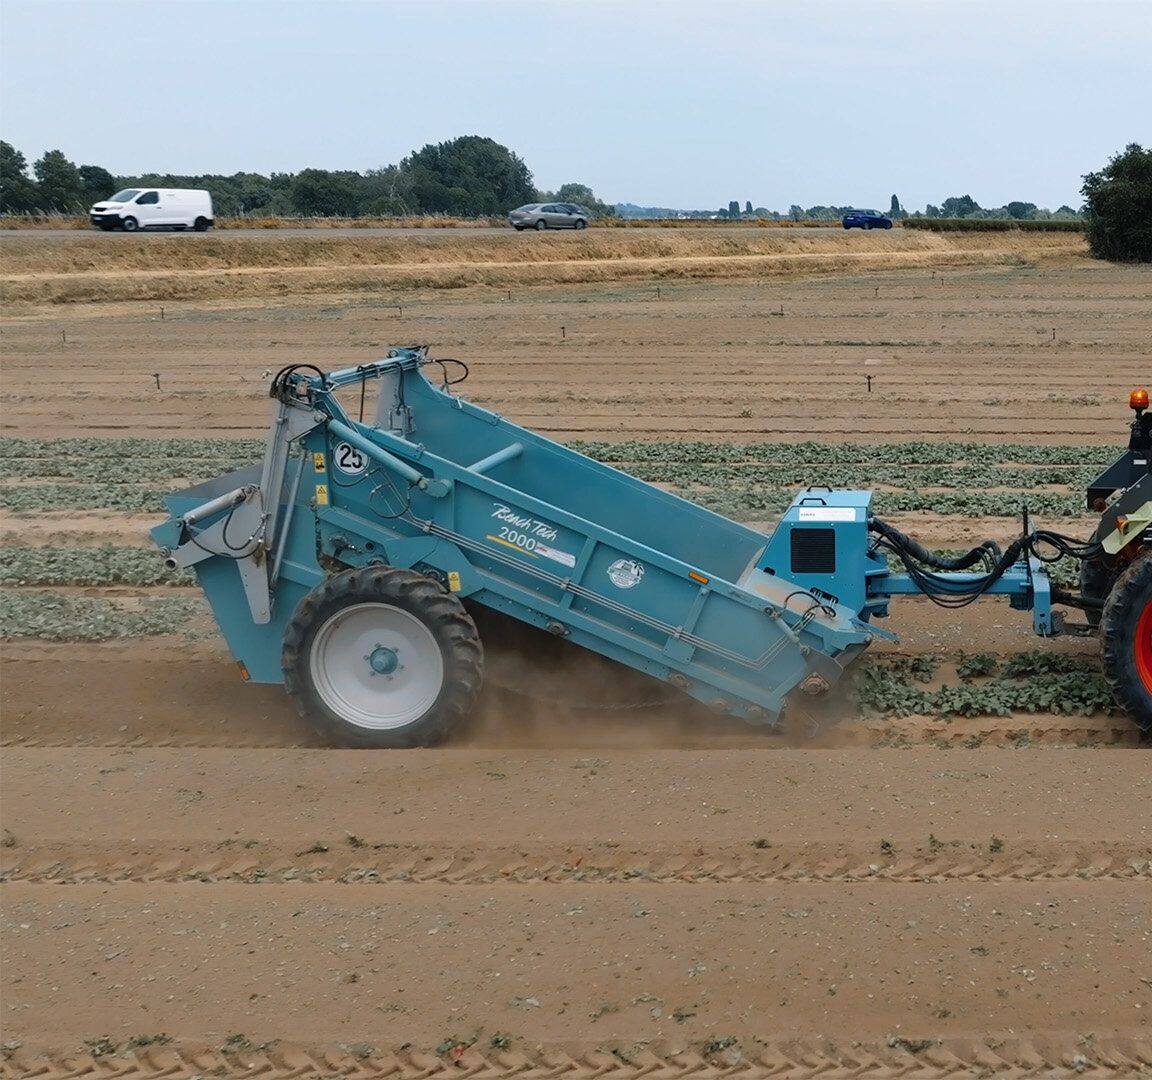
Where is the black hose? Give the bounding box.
[269,364,327,402]
[869,518,1001,571]
[423,357,470,387]
[869,516,1106,611]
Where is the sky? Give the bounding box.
[1,0,1149,211]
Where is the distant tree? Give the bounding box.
[940,194,980,218]
[1053,204,1080,218]
[1082,143,1152,262]
[78,164,115,203]
[804,205,853,221]
[400,135,535,216]
[536,182,616,218]
[728,200,741,219]
[359,165,412,216]
[0,141,37,213]
[1005,200,1038,219]
[744,200,753,215]
[924,204,941,218]
[289,169,359,216]
[33,149,84,211]
[889,194,903,218]
[235,181,275,214]
[788,204,804,221]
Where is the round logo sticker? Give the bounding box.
[607,558,645,589]
[332,441,368,475]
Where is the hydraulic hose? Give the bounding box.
[868,517,1107,611]
[868,519,1001,571]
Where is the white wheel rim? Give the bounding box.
[309,602,444,731]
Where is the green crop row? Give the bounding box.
[0,456,254,483]
[0,546,192,587]
[574,440,1115,468]
[0,485,171,513]
[0,437,266,460]
[854,656,1116,717]
[625,461,1095,491]
[0,437,1117,470]
[0,589,203,641]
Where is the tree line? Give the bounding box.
[0,135,616,219]
[0,135,1079,222]
[1,134,1147,260]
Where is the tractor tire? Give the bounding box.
[1099,553,1152,734]
[283,565,483,748]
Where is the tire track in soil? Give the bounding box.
[0,651,1143,749]
[5,840,1150,886]
[3,882,1149,1070]
[5,1036,1151,1079]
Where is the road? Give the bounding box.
[0,224,841,240]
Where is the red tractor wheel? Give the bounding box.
[1100,553,1152,733]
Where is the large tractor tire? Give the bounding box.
[1100,553,1152,734]
[283,566,483,747]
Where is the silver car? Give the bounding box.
[509,203,590,231]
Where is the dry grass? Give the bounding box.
[0,230,1086,306]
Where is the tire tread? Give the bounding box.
[1099,553,1152,733]
[283,566,483,748]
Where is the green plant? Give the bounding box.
[0,546,191,587]
[0,591,202,640]
[957,653,998,679]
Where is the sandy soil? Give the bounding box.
[1,260,1146,443]
[2,247,1150,1077]
[3,749,1150,1076]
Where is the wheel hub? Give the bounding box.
[309,602,444,730]
[368,645,399,675]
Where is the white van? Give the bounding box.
[89,188,214,232]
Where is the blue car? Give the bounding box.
[842,209,893,230]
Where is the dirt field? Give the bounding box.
[2,232,1150,1077]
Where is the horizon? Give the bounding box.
[1,0,1149,211]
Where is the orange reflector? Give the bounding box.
[1132,388,1149,410]
[1117,515,1129,531]
[689,571,710,584]
[236,661,251,682]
